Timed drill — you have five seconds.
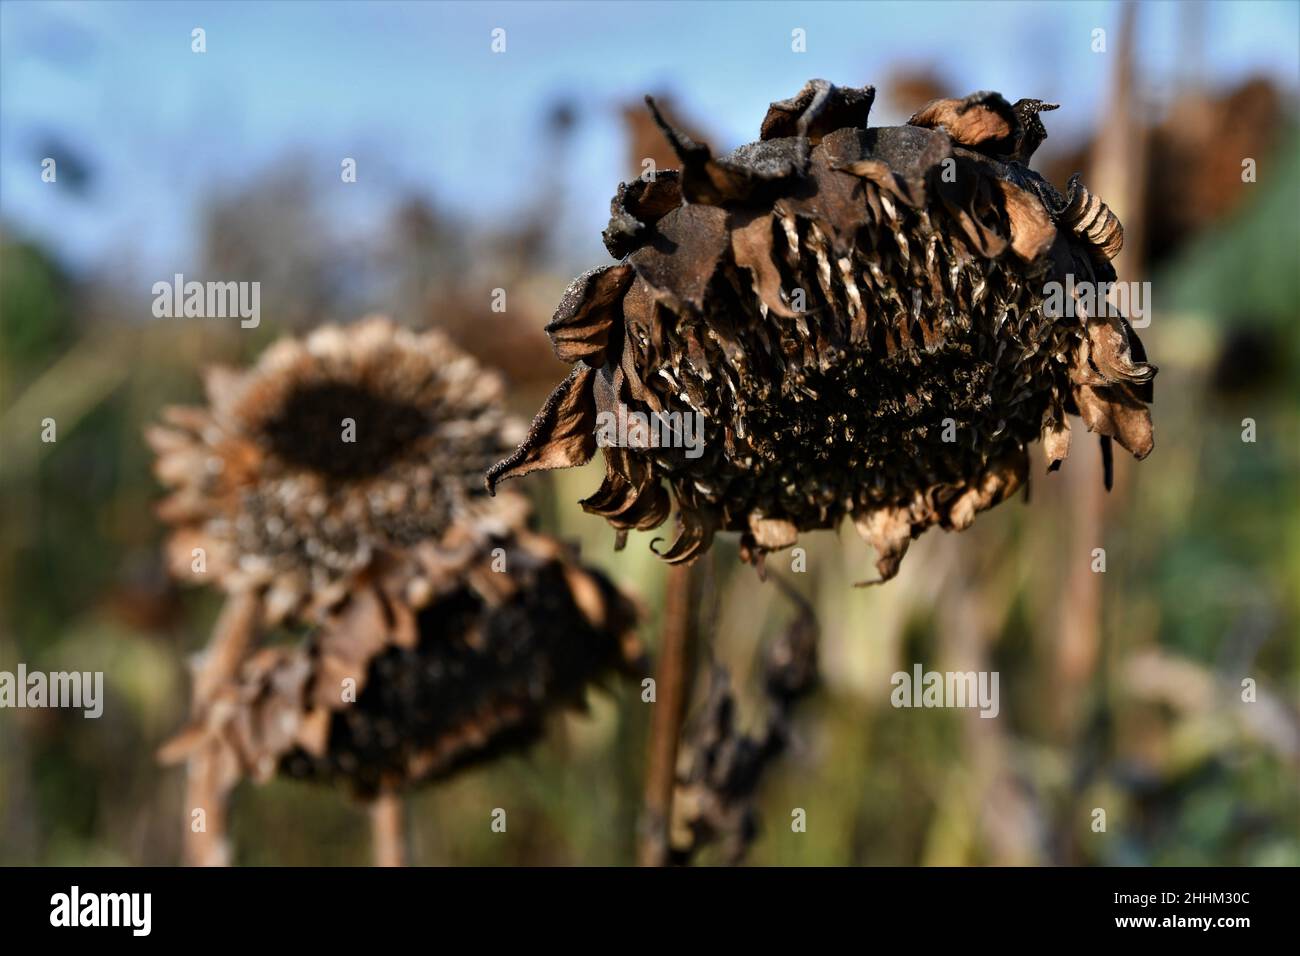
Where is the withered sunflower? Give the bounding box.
[151,316,643,862]
[160,529,641,799]
[148,315,525,624]
[488,80,1155,581]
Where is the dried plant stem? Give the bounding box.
[370,793,409,867]
[638,561,698,866]
[184,590,259,867]
[192,591,261,708]
[184,752,232,867]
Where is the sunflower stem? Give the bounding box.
[370,793,409,867]
[184,590,260,866]
[638,561,698,866]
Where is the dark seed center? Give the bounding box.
[260,382,431,479]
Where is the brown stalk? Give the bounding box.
[370,793,409,867]
[1056,2,1148,736]
[1055,2,1149,864]
[638,561,698,866]
[184,589,260,866]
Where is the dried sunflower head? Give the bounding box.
[148,316,526,623]
[154,317,644,814]
[160,530,641,798]
[488,80,1155,581]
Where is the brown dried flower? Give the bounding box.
[160,529,641,798]
[148,316,525,624]
[150,317,642,858]
[671,585,818,864]
[488,80,1155,581]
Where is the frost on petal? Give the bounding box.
[544,263,634,364]
[603,172,684,259]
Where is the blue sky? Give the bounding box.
[2,0,1298,279]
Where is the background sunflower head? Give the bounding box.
[148,316,527,623]
[159,530,643,800]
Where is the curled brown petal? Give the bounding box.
[1060,174,1124,260]
[1041,408,1072,472]
[486,365,598,493]
[651,507,716,564]
[1085,312,1156,386]
[944,451,1028,531]
[581,451,671,531]
[852,506,915,585]
[760,79,875,143]
[909,91,1016,151]
[730,211,798,317]
[747,513,799,550]
[997,178,1058,261]
[937,162,1009,258]
[544,263,633,364]
[603,172,683,259]
[1074,382,1155,459]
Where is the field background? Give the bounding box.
[1,0,1297,865]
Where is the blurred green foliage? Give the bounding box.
[1,124,1297,868]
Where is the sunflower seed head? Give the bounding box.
[490,80,1156,582]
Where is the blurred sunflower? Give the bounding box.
[150,317,642,863]
[160,528,641,799]
[489,80,1155,582]
[147,315,525,625]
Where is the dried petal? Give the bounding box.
[760,79,876,143]
[602,172,683,259]
[730,211,797,317]
[1074,382,1155,459]
[910,90,1016,151]
[545,264,633,364]
[628,204,730,311]
[486,365,599,491]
